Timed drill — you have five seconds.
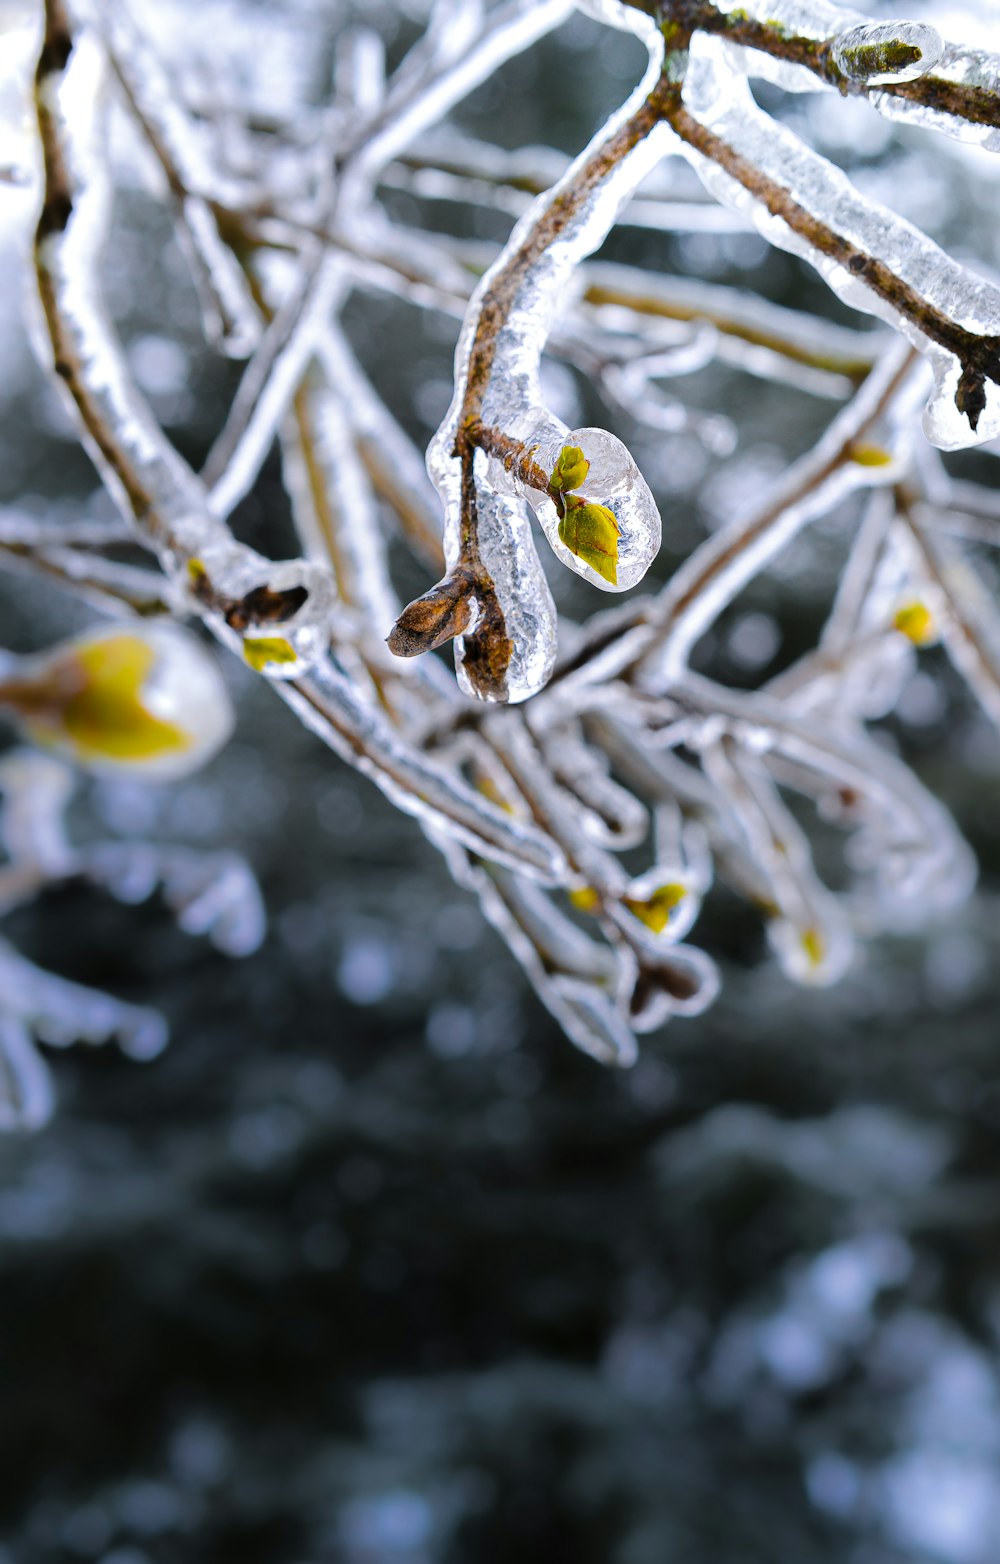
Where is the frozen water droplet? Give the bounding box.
[833,22,943,87]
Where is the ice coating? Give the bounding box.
[454,474,557,704]
[24,0,1000,1084]
[0,1013,53,1134]
[91,0,261,356]
[187,543,336,680]
[35,15,571,879]
[701,738,853,987]
[701,0,999,155]
[711,0,860,34]
[437,835,639,1067]
[0,933,169,1118]
[899,504,1000,736]
[85,841,267,959]
[419,7,669,695]
[0,750,74,881]
[537,722,649,850]
[871,43,1000,154]
[626,941,720,1027]
[676,673,976,918]
[622,346,921,691]
[38,35,223,551]
[832,21,943,87]
[0,736,274,1130]
[676,35,1000,450]
[200,0,577,526]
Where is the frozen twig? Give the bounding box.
[12,0,1000,1091]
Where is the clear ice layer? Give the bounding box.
[832,21,944,87]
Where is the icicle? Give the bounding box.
[462,479,558,703]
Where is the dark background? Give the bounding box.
[1,3,1000,1560]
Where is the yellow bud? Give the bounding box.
[475,774,515,814]
[0,624,233,779]
[551,444,590,494]
[568,885,602,915]
[242,636,297,672]
[800,927,825,967]
[623,882,686,934]
[849,443,893,467]
[893,601,934,645]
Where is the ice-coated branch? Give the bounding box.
[620,0,1000,146]
[552,338,918,694]
[660,37,1000,446]
[391,9,671,698]
[896,489,1000,734]
[199,0,575,522]
[17,0,1000,1087]
[30,0,571,882]
[0,748,266,1131]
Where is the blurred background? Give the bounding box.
[2,1,1000,1560]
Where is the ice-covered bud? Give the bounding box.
[557,498,621,587]
[490,416,661,593]
[558,428,632,501]
[623,880,690,938]
[186,546,336,680]
[546,427,660,591]
[0,624,234,780]
[767,917,852,987]
[892,599,936,646]
[848,442,895,471]
[832,21,943,87]
[612,865,702,948]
